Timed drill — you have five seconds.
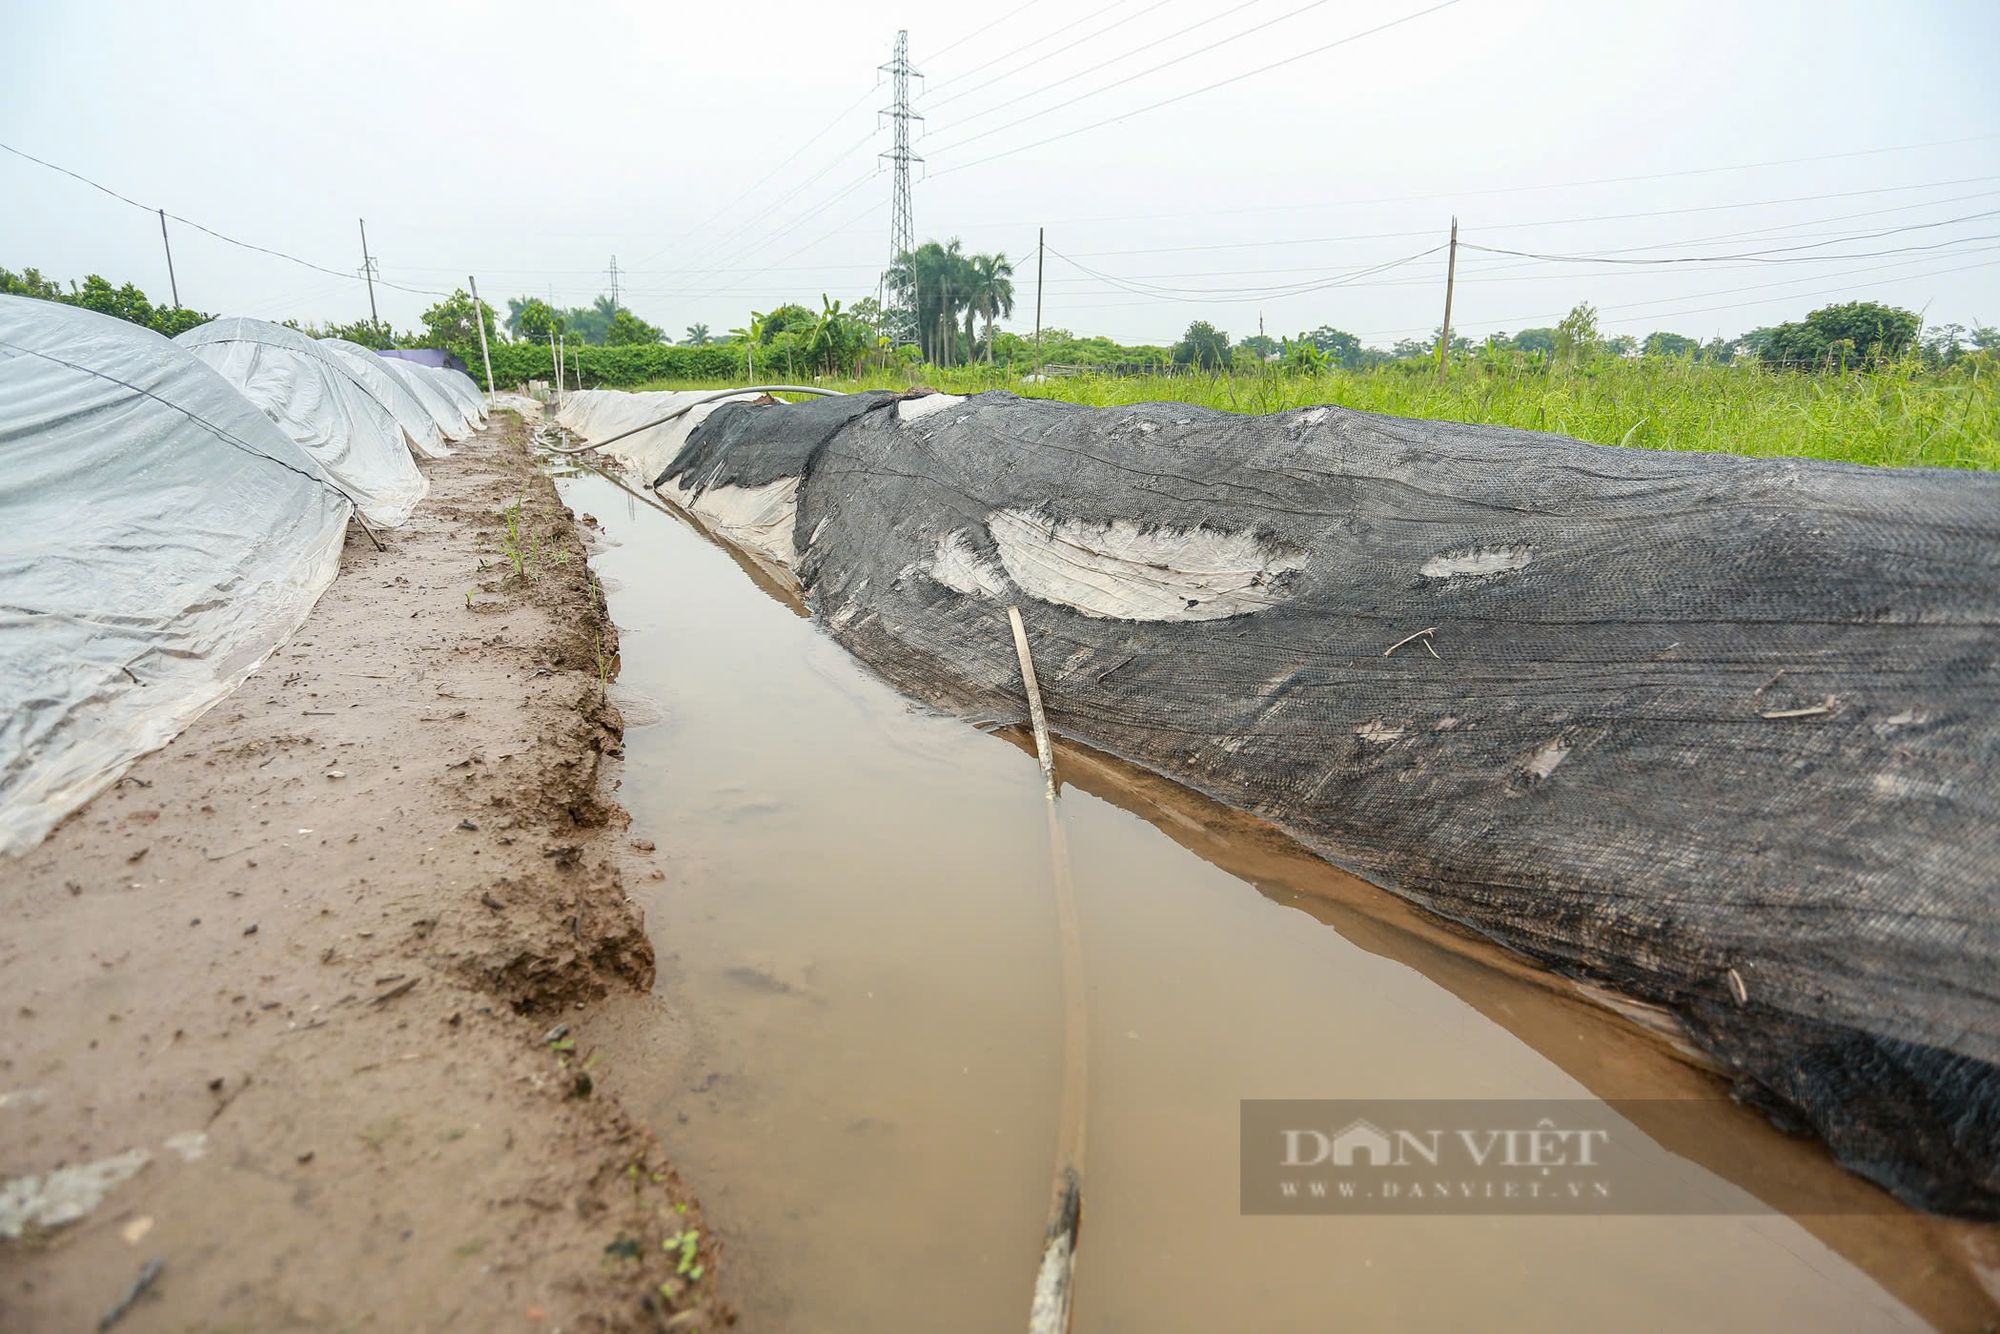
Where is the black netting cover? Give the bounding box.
[662,389,2000,1218]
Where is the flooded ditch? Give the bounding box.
[554,464,1993,1332]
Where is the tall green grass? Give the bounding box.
[631,356,1998,471]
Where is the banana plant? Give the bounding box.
[728,311,767,380]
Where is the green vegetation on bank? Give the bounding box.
[624,354,1998,472]
[9,254,1992,470]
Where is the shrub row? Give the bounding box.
[468,341,756,390]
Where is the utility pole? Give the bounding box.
[1435,216,1458,382]
[1033,226,1045,381]
[358,219,380,327]
[468,275,496,400]
[157,209,180,309]
[607,255,620,310]
[879,29,922,347]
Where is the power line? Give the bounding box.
[646,135,881,282]
[921,0,1194,116]
[923,0,1052,64]
[926,0,1463,176]
[1045,178,2000,261]
[920,0,1144,98]
[1462,209,2000,265]
[624,81,882,273]
[950,133,2000,229]
[0,139,448,299]
[1050,242,1446,301]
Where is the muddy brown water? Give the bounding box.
[556,467,1992,1332]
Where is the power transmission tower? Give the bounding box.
[607,255,620,309]
[879,30,922,346]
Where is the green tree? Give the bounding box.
[1282,336,1328,373]
[4,266,209,337]
[760,303,816,343]
[885,238,978,365]
[1643,331,1699,358]
[965,251,1015,362]
[1237,333,1279,361]
[0,266,64,300]
[803,294,872,376]
[1507,327,1556,356]
[1553,303,1601,364]
[605,309,664,346]
[1303,325,1364,366]
[507,297,562,342]
[416,288,498,350]
[1761,301,1919,369]
[683,322,711,346]
[67,274,154,327]
[322,317,397,349]
[1172,321,1233,370]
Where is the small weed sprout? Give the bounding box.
[501,499,527,577]
[590,576,611,699]
[665,1228,702,1279]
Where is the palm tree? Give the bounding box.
[684,322,711,346]
[965,252,1015,363]
[885,238,978,366]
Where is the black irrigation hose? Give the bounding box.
[540,385,844,455]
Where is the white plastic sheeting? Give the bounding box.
[374,355,475,442]
[555,388,764,484]
[176,318,428,527]
[436,368,482,420]
[318,338,448,459]
[0,298,351,856]
[438,367,489,425]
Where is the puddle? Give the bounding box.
[556,466,1991,1332]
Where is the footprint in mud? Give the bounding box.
[602,681,662,727]
[722,953,819,1002]
[702,782,787,823]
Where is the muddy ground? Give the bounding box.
[0,413,725,1331]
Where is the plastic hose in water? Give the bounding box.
[1011,606,1087,1334]
[538,385,843,455]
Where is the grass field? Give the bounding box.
[633,356,1999,471]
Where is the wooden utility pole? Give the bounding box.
[1435,216,1458,382]
[157,209,180,309]
[468,275,496,400]
[358,219,379,327]
[1033,226,1045,381]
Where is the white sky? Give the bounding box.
[5,0,1997,348]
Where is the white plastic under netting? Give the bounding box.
[555,389,766,484]
[374,356,474,442]
[175,318,427,527]
[318,338,448,459]
[0,297,352,857]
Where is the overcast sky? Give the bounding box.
[6,0,1997,348]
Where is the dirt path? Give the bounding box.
[0,413,725,1331]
